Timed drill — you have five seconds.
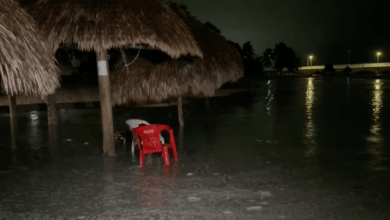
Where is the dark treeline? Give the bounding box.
[226,40,301,76]
[200,18,301,75]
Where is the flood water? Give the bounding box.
[0,77,389,219]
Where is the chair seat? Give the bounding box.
[144,147,166,154]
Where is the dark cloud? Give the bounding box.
[174,0,387,65]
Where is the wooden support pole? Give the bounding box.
[8,95,16,118]
[47,94,57,125]
[8,96,17,149]
[97,50,115,155]
[177,96,184,127]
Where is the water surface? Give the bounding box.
[0,77,389,219]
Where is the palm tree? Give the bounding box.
[242,41,255,60]
[273,42,299,73]
[273,42,288,72]
[239,41,263,75]
[261,48,274,70]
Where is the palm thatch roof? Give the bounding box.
[110,3,244,105]
[22,0,202,58]
[0,0,59,97]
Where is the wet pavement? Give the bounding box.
[1,77,390,219]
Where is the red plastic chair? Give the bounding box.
[132,124,178,167]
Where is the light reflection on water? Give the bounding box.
[372,79,383,121]
[28,111,42,150]
[368,79,386,171]
[265,80,274,115]
[305,78,316,157]
[305,78,315,111]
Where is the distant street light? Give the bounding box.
[309,55,314,66]
[307,55,314,66]
[377,52,381,64]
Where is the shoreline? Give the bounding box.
[1,72,388,113]
[0,88,252,114]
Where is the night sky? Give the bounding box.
[174,0,387,66]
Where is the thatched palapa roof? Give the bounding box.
[0,0,59,97]
[23,0,203,58]
[110,3,244,105]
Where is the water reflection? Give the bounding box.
[372,79,383,121]
[48,124,60,161]
[265,80,273,115]
[102,156,123,209]
[368,79,385,171]
[305,78,315,111]
[305,78,316,157]
[138,163,177,207]
[28,111,42,149]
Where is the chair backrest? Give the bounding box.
[126,119,150,130]
[157,124,175,145]
[132,125,162,151]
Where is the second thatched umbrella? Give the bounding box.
[23,0,203,155]
[111,3,244,126]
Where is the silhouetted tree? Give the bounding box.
[204,21,221,34]
[242,41,255,60]
[285,48,298,72]
[273,43,287,72]
[273,42,299,73]
[241,41,262,75]
[261,48,274,70]
[323,64,335,74]
[294,57,301,71]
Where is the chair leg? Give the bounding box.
[162,147,170,167]
[167,129,178,161]
[132,134,138,155]
[131,140,136,156]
